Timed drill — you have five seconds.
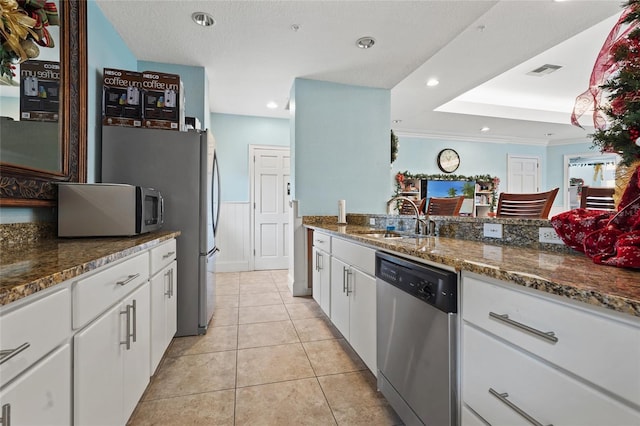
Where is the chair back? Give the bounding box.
[426,196,464,216]
[398,199,418,215]
[496,188,559,219]
[580,186,616,211]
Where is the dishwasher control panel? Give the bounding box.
[375,251,457,313]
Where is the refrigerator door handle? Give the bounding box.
[206,246,220,258]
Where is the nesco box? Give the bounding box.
[102,68,143,127]
[20,60,60,122]
[141,70,180,130]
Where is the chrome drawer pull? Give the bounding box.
[0,403,11,426]
[116,273,140,286]
[489,312,558,343]
[489,388,552,426]
[162,251,176,259]
[0,342,30,365]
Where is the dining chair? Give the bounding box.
[580,186,616,211]
[425,196,465,216]
[496,188,559,219]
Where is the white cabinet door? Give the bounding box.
[74,303,123,426]
[312,248,331,316]
[0,343,71,426]
[330,257,350,339]
[348,267,376,375]
[122,282,150,422]
[150,261,177,374]
[318,251,331,316]
[312,247,322,305]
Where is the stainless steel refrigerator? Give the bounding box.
[102,126,221,336]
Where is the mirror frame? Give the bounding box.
[0,0,87,207]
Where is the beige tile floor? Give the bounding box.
[128,270,402,426]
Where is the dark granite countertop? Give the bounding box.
[306,223,640,318]
[0,231,180,306]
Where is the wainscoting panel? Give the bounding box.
[216,202,250,272]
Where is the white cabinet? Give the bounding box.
[0,344,71,426]
[0,284,72,426]
[75,281,150,425]
[329,237,377,375]
[461,272,640,425]
[150,260,177,374]
[73,253,151,426]
[312,231,331,316]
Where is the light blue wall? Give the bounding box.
[137,61,207,127]
[292,78,390,215]
[393,136,548,200]
[210,113,289,202]
[88,0,137,183]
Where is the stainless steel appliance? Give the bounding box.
[58,183,163,237]
[376,251,458,426]
[102,126,221,336]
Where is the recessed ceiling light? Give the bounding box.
[356,37,376,49]
[291,24,301,32]
[266,101,278,109]
[545,132,555,137]
[392,120,402,124]
[192,12,215,27]
[480,126,490,132]
[426,78,439,87]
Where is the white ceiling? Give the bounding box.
[95,0,623,145]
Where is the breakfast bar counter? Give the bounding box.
[0,230,180,306]
[305,223,640,318]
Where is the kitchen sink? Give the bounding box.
[358,231,431,240]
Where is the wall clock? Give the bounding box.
[437,148,460,173]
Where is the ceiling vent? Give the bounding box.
[526,64,562,77]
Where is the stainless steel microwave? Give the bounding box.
[58,183,163,237]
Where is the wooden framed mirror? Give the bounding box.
[0,0,87,207]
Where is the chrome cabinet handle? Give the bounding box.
[489,312,558,343]
[120,306,131,350]
[489,388,552,426]
[0,342,30,365]
[164,270,172,296]
[345,269,353,295]
[131,300,137,343]
[342,266,348,293]
[0,403,11,426]
[170,269,174,297]
[162,251,176,259]
[318,253,323,271]
[315,252,320,271]
[116,273,140,286]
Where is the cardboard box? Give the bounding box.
[102,68,143,127]
[141,70,181,130]
[20,60,60,122]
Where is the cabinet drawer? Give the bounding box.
[313,231,331,253]
[150,239,177,275]
[0,343,71,426]
[331,237,375,276]
[462,274,640,407]
[0,287,71,385]
[463,324,640,426]
[72,252,149,329]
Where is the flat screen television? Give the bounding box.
[422,180,475,215]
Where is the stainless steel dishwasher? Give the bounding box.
[376,251,458,426]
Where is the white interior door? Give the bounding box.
[507,155,540,193]
[252,146,290,270]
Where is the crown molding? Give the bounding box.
[393,129,549,146]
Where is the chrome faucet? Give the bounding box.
[387,196,431,235]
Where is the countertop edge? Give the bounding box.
[0,231,181,306]
[306,224,640,319]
